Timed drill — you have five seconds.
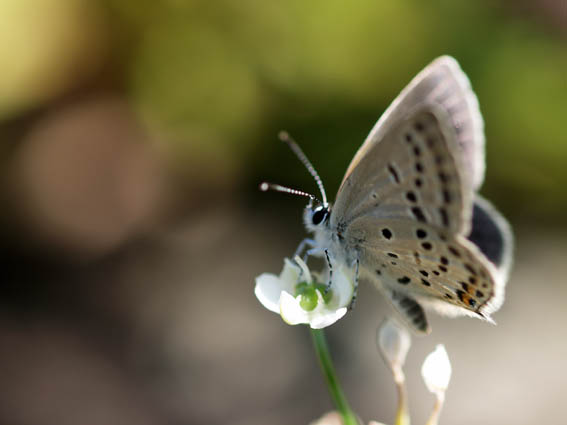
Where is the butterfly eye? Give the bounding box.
[311,207,329,225]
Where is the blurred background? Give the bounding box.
[0,1,566,424]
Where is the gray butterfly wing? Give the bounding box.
[340,55,485,193]
[467,195,513,288]
[333,104,472,235]
[327,59,512,331]
[331,104,497,330]
[387,290,431,334]
[415,195,513,322]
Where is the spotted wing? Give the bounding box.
[360,225,505,323]
[387,290,431,334]
[333,105,472,235]
[330,104,508,326]
[339,55,485,193]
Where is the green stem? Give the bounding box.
[310,328,359,425]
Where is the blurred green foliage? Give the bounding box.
[2,0,567,222]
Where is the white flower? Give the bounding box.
[377,318,411,425]
[254,256,354,329]
[377,318,411,383]
[421,344,452,396]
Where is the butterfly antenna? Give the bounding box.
[259,182,321,206]
[278,131,328,206]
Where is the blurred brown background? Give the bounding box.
[0,1,566,424]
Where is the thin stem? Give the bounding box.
[310,328,359,425]
[425,394,444,425]
[394,375,410,425]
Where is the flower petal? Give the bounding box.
[293,255,312,283]
[280,291,310,325]
[280,258,302,292]
[254,273,284,313]
[330,265,355,308]
[309,307,348,329]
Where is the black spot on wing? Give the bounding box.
[406,191,417,202]
[411,207,427,223]
[388,163,400,183]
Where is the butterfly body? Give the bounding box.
[285,56,512,334]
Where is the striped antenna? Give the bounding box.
[259,182,321,205]
[278,131,328,206]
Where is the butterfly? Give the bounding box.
[261,56,513,334]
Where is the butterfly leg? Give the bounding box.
[324,249,333,294]
[348,259,360,311]
[294,238,316,262]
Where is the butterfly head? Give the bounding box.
[261,130,331,234]
[304,202,331,233]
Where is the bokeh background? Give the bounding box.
[0,1,566,424]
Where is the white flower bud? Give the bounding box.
[421,344,452,396]
[377,318,411,379]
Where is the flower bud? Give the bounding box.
[377,318,411,379]
[421,344,452,396]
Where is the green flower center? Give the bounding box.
[295,281,333,311]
